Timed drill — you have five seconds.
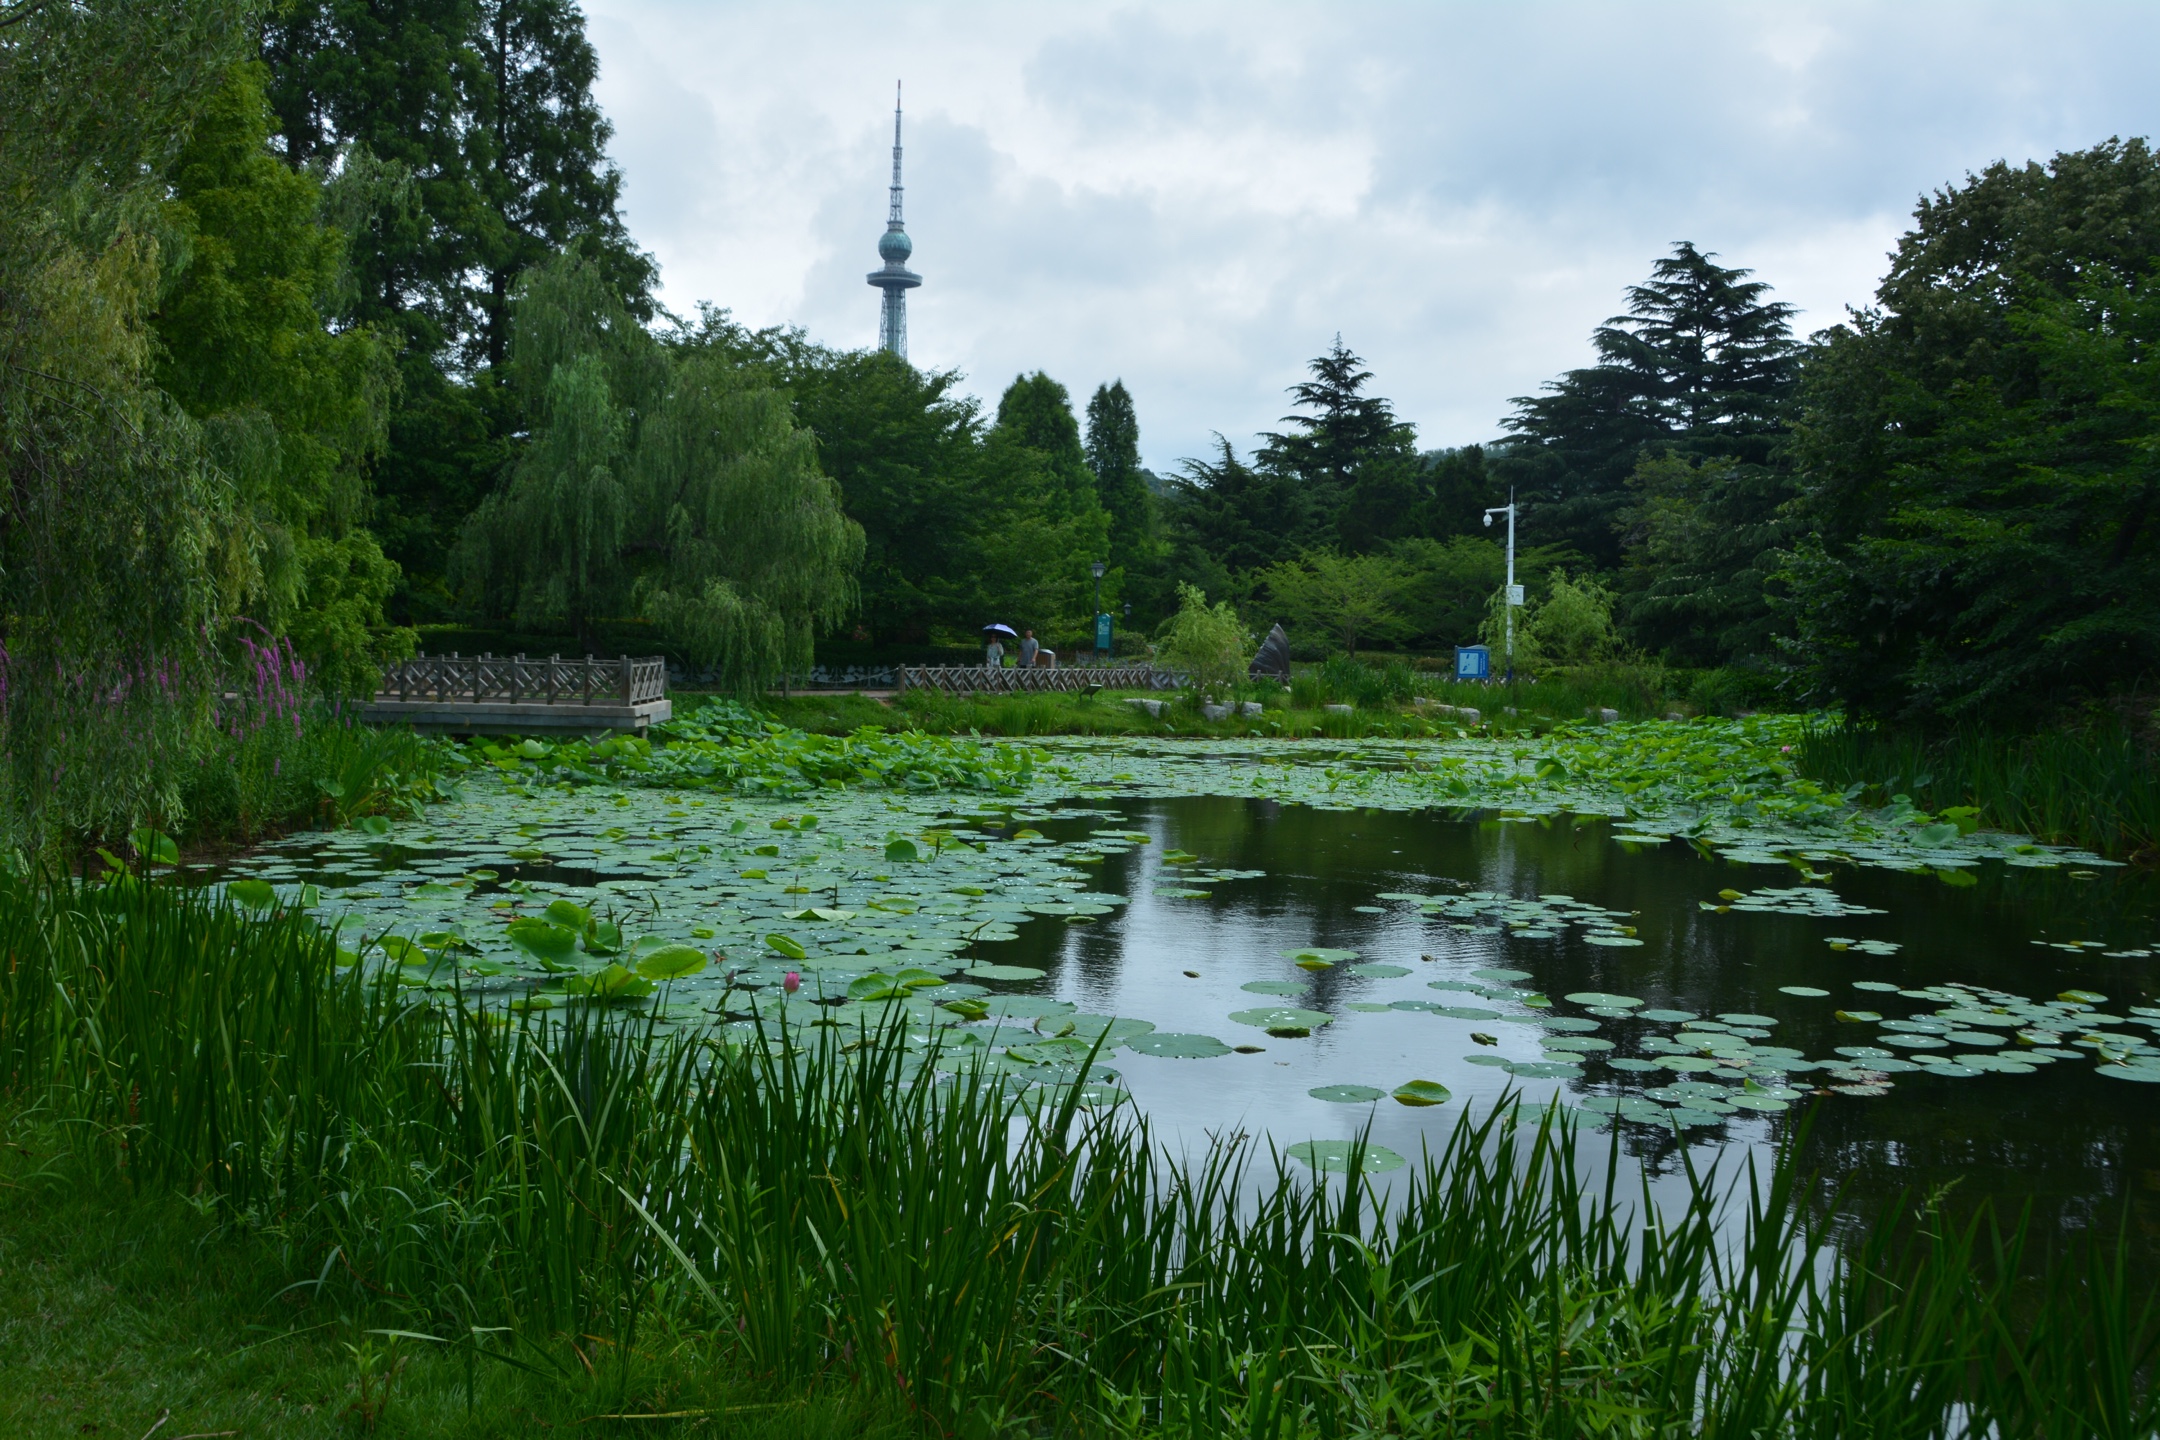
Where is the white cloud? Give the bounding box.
[584,1,2160,468]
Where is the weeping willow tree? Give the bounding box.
[456,251,862,691]
[0,0,261,855]
[634,354,864,690]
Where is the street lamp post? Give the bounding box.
[1090,560,1109,660]
[1483,491,1521,682]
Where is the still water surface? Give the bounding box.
[980,795,2160,1248]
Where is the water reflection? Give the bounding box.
[983,794,2160,1258]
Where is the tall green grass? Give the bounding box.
[1796,717,2160,861]
[5,872,2157,1434]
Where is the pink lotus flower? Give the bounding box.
[783,971,801,994]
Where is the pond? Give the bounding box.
[216,725,2160,1258]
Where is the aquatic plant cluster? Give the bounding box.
[6,872,2160,1435]
[192,706,2159,1165]
[468,698,1040,797]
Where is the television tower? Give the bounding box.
[866,82,921,358]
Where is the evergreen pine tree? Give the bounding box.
[993,373,1101,520]
[1258,337,1421,552]
[1084,380,1154,569]
[1501,243,1799,567]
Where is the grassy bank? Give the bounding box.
[4,872,2158,1435]
[724,660,1736,741]
[1795,717,2160,863]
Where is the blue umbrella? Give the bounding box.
[983,623,1018,638]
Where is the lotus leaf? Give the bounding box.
[967,964,1048,982]
[1230,1006,1333,1037]
[505,918,578,967]
[636,945,709,980]
[1308,1084,1386,1104]
[1392,1079,1452,1107]
[563,964,653,1000]
[1285,1139,1406,1174]
[1124,1032,1232,1059]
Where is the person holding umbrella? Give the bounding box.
[984,623,1016,667]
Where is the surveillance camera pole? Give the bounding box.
[1483,491,1519,683]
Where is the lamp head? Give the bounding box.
[1483,512,1493,527]
[1091,560,1106,578]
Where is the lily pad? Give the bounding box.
[966,964,1048,982]
[1241,980,1309,996]
[1391,1079,1452,1107]
[1777,986,1832,998]
[1285,1139,1406,1174]
[1229,1007,1333,1035]
[1309,1084,1386,1104]
[635,944,709,980]
[1565,992,1642,1009]
[1347,963,1412,978]
[1124,1032,1232,1059]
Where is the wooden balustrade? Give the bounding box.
[375,653,668,707]
[896,664,1180,694]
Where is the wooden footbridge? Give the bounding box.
[364,653,671,735]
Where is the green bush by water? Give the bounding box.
[177,699,453,849]
[1796,717,2160,862]
[4,872,2158,1434]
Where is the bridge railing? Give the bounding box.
[375,653,669,706]
[897,663,1182,694]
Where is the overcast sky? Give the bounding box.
[583,1,2160,472]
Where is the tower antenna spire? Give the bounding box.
[868,80,921,358]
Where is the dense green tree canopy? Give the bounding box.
[1785,140,2160,722]
[0,0,261,850]
[153,60,408,694]
[1085,379,1154,572]
[1258,337,1422,552]
[262,0,651,619]
[455,254,861,689]
[1503,243,1800,567]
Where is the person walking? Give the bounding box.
[985,633,1005,668]
[1018,629,1040,669]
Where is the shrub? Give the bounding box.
[1155,582,1250,697]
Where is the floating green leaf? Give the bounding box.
[1231,1006,1333,1037]
[636,944,709,980]
[1309,1084,1386,1104]
[1392,1079,1452,1107]
[1285,1139,1406,1174]
[1124,1032,1232,1059]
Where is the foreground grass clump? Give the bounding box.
[1796,715,2160,863]
[4,873,2159,1436]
